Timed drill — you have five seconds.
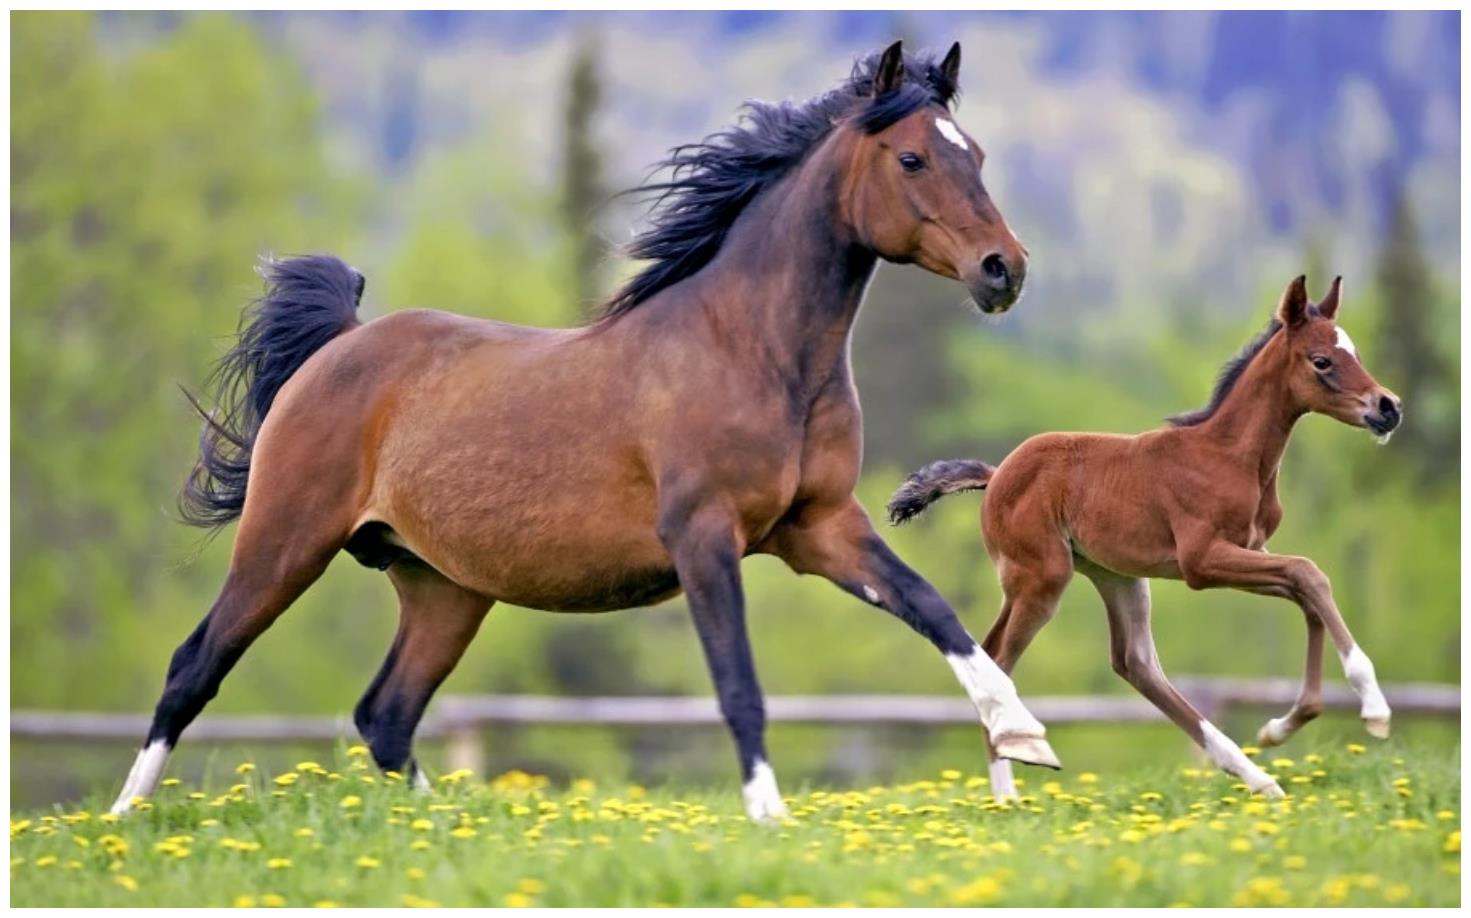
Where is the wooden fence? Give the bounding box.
[11,677,1458,776]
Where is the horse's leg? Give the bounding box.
[659,503,783,822]
[978,563,1069,799]
[1257,609,1325,748]
[1084,566,1284,798]
[765,499,1059,769]
[1179,539,1390,740]
[355,561,491,786]
[109,506,345,814]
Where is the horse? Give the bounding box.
[110,41,1061,822]
[888,275,1402,799]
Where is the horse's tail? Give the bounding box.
[887,459,996,525]
[179,255,365,529]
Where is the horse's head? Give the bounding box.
[1275,275,1403,441]
[843,41,1028,314]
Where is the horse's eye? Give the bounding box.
[1311,355,1332,371]
[898,152,926,173]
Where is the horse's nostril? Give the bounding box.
[1379,395,1398,416]
[980,253,1010,289]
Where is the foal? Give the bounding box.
[889,276,1402,798]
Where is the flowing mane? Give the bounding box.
[598,47,959,319]
[1167,319,1283,427]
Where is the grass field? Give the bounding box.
[10,739,1460,907]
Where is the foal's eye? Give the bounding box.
[898,152,926,173]
[1311,355,1332,371]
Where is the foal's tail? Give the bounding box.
[180,255,365,528]
[887,459,995,524]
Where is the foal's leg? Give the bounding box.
[979,564,1070,799]
[110,510,344,813]
[766,500,1059,769]
[1084,566,1284,798]
[355,561,491,787]
[1257,609,1325,748]
[1179,540,1391,740]
[660,503,785,822]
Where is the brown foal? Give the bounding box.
[111,42,1061,821]
[890,276,1403,798]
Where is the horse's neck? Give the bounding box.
[1193,345,1302,485]
[689,143,876,391]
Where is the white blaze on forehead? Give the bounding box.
[935,117,969,151]
[1334,325,1358,357]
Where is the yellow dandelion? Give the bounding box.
[1346,743,1366,754]
[450,826,478,840]
[313,901,338,908]
[261,894,286,907]
[113,875,139,892]
[410,818,434,832]
[267,857,292,870]
[503,893,533,908]
[356,856,381,869]
[340,796,362,809]
[235,762,256,774]
[347,744,369,758]
[1078,772,1099,785]
[406,867,426,881]
[161,778,181,788]
[233,895,256,908]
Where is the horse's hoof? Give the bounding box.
[745,800,791,825]
[1364,717,1391,739]
[1256,718,1290,749]
[994,734,1062,770]
[1253,780,1287,800]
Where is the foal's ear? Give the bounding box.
[874,40,905,96]
[940,42,962,86]
[1276,274,1310,327]
[1317,275,1343,320]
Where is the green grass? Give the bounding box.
[10,739,1460,907]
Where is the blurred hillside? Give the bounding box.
[11,12,1460,800]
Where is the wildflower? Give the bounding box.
[1284,855,1307,870]
[1444,831,1460,854]
[1078,773,1099,785]
[235,762,256,774]
[294,827,315,838]
[517,879,546,895]
[451,826,478,840]
[1346,743,1366,755]
[503,893,533,908]
[347,744,369,757]
[161,778,181,788]
[233,896,256,908]
[950,876,1002,905]
[1436,810,1457,822]
[406,867,426,881]
[261,894,286,907]
[273,773,299,787]
[113,875,139,892]
[356,856,381,869]
[340,796,362,809]
[313,902,338,908]
[267,858,291,870]
[1179,852,1211,866]
[410,819,434,832]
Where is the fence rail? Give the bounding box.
[12,677,1458,775]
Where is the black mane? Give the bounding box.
[1167,319,1283,427]
[598,47,959,320]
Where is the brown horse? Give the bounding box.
[889,276,1402,799]
[111,41,1061,821]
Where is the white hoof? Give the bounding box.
[1364,716,1391,739]
[1256,717,1293,749]
[742,759,789,824]
[993,733,1061,770]
[1252,779,1287,800]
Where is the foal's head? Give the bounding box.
[842,41,1028,314]
[1273,275,1403,438]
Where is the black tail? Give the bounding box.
[180,255,365,528]
[887,459,995,525]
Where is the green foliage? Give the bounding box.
[8,740,1460,906]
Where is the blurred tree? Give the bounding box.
[1372,191,1456,481]
[559,31,609,316]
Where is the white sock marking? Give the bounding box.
[1340,645,1391,722]
[1259,715,1295,746]
[935,117,969,151]
[945,645,1045,739]
[989,757,1017,800]
[1200,721,1279,795]
[411,764,433,792]
[1335,326,1358,357]
[110,740,171,814]
[742,759,788,823]
[862,585,880,604]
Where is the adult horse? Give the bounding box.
[111,41,1056,821]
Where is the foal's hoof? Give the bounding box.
[1364,717,1392,740]
[1252,780,1287,800]
[993,734,1062,770]
[744,798,791,825]
[1255,718,1292,749]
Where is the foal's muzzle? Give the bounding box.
[1363,393,1403,437]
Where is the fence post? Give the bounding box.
[445,721,485,776]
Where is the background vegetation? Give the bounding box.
[11,12,1459,808]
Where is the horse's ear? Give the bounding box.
[874,40,905,96]
[1317,275,1343,319]
[940,42,962,87]
[1276,275,1310,328]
